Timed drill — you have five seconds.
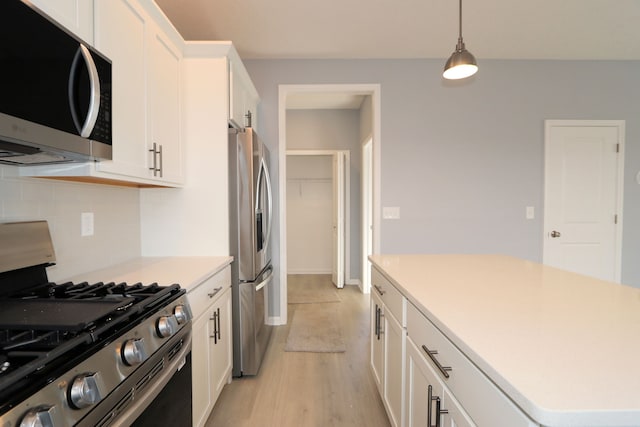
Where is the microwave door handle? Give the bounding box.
[68,44,101,138]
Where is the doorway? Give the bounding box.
[286,150,349,288]
[543,120,625,282]
[277,84,381,324]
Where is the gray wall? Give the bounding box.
[245,58,640,316]
[287,109,362,282]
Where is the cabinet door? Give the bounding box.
[442,388,476,427]
[28,0,93,44]
[370,291,384,395]
[405,337,446,427]
[228,59,258,129]
[147,22,183,184]
[209,287,232,404]
[94,0,149,178]
[384,308,404,427]
[192,312,213,427]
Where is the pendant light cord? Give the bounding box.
[459,0,463,40]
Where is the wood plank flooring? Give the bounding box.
[204,275,391,427]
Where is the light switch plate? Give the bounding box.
[81,212,94,236]
[383,206,400,219]
[526,206,535,220]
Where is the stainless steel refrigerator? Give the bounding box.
[228,127,273,376]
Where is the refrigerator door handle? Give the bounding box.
[261,158,273,252]
[255,266,274,292]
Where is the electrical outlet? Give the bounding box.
[81,212,94,236]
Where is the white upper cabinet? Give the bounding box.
[229,57,259,129]
[94,0,184,186]
[94,0,148,180]
[28,0,94,44]
[147,20,183,183]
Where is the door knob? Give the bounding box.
[550,230,561,238]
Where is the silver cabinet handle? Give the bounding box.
[208,286,223,299]
[550,230,561,238]
[373,284,385,296]
[427,384,448,427]
[375,304,382,341]
[209,307,221,343]
[422,345,452,378]
[149,143,162,176]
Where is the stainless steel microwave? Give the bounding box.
[0,1,112,165]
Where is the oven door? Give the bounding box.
[76,326,192,427]
[130,352,192,427]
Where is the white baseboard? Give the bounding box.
[267,315,285,326]
[287,269,332,275]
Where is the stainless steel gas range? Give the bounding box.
[0,221,193,427]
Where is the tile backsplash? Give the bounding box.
[0,165,141,281]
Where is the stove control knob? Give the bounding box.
[19,406,56,427]
[121,338,147,366]
[69,373,102,409]
[174,304,192,325]
[156,315,178,338]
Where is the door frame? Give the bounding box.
[278,84,382,324]
[543,119,625,282]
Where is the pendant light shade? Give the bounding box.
[443,0,478,80]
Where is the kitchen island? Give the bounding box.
[369,254,640,427]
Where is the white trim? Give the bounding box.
[277,84,382,325]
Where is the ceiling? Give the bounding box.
[155,0,640,61]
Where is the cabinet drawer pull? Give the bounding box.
[373,284,386,296]
[422,345,452,378]
[208,286,223,299]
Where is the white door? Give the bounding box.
[332,152,345,288]
[543,120,624,282]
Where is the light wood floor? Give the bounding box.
[204,275,391,427]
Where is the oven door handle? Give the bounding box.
[255,267,273,292]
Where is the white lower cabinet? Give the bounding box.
[405,302,538,427]
[405,337,475,427]
[372,264,538,427]
[370,289,384,394]
[370,267,405,427]
[189,266,232,427]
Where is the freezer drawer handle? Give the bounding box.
[255,267,274,292]
[208,287,223,299]
[422,345,452,378]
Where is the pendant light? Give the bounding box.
[443,0,478,80]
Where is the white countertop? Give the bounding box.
[66,256,233,293]
[369,254,640,427]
